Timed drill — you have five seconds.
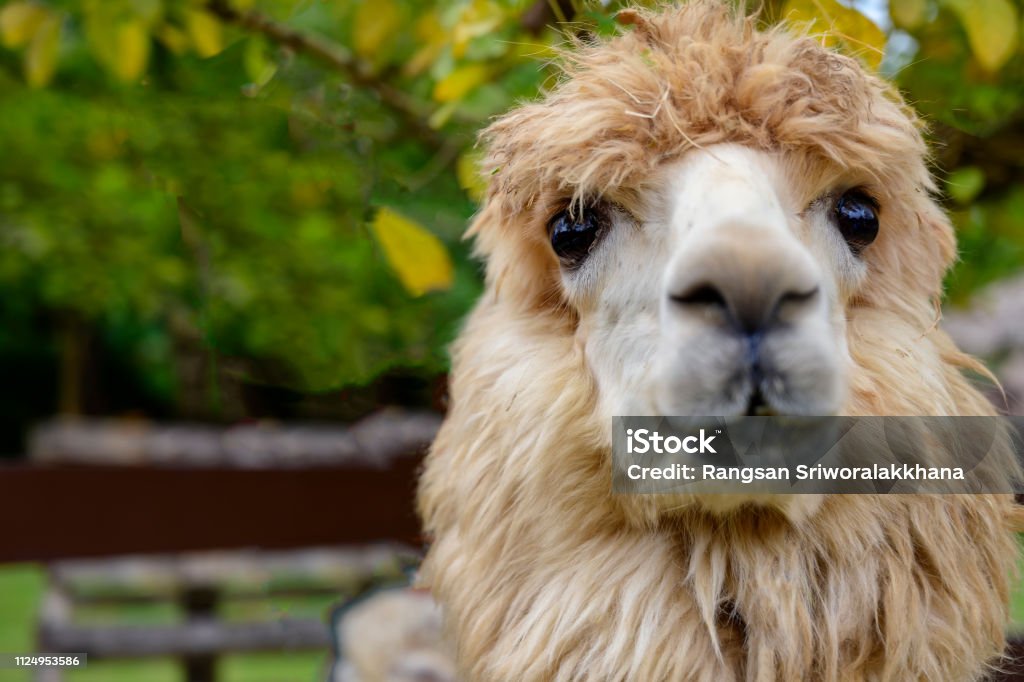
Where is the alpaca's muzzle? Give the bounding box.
[654,144,844,417]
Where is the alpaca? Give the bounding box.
[417,2,1023,680]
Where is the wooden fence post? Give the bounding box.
[181,585,220,682]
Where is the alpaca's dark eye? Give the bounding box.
[834,190,879,255]
[548,202,608,268]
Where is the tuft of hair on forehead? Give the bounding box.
[477,0,930,222]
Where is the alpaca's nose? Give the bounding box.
[667,226,822,336]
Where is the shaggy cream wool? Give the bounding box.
[418,2,1024,680]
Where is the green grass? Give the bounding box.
[0,565,45,682]
[0,564,330,682]
[66,660,180,682]
[60,654,328,682]
[1014,582,1024,632]
[1012,537,1024,631]
[219,653,327,682]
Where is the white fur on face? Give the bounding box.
[571,144,851,422]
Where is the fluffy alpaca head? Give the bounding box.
[476,0,955,408]
[461,0,1000,516]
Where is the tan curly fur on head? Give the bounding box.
[418,2,1022,680]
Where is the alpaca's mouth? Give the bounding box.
[744,389,778,417]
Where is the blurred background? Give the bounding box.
[1,0,1023,680]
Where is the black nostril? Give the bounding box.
[670,281,819,335]
[670,283,727,309]
[744,389,768,417]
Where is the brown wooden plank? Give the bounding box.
[28,411,441,468]
[0,461,422,563]
[39,618,330,658]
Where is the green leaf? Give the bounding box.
[782,0,887,70]
[353,0,400,61]
[943,0,1019,72]
[370,208,454,296]
[456,150,487,202]
[243,37,276,87]
[946,166,986,204]
[890,0,927,29]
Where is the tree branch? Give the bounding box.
[204,0,446,151]
[521,0,576,35]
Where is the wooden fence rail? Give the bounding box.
[0,462,423,563]
[1,409,439,563]
[41,618,331,658]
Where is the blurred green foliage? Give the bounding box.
[0,0,1022,421]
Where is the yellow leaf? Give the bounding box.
[404,10,444,76]
[416,8,444,42]
[24,13,60,87]
[86,14,150,83]
[456,150,488,202]
[427,100,458,129]
[944,0,1018,72]
[452,0,505,59]
[353,0,400,61]
[370,208,454,296]
[0,2,48,48]
[156,23,189,55]
[433,63,490,102]
[111,20,150,82]
[405,43,441,77]
[782,0,887,70]
[185,8,223,58]
[890,0,927,29]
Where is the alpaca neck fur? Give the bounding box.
[419,298,1019,681]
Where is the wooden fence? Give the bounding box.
[5,410,437,562]
[4,410,436,681]
[35,547,414,682]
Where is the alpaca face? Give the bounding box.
[565,143,859,419]
[461,2,978,520]
[474,2,960,426]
